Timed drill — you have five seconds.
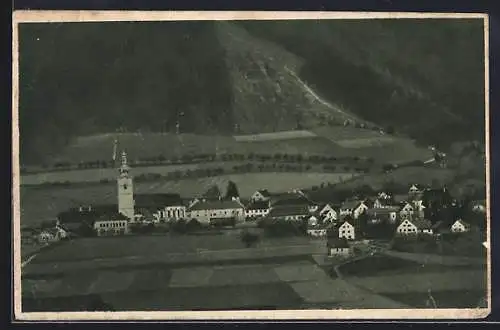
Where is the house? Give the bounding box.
[377,192,391,200]
[339,200,368,219]
[408,184,422,195]
[337,220,356,240]
[399,202,415,219]
[94,213,130,236]
[251,189,271,202]
[245,200,270,219]
[267,204,310,221]
[270,193,311,208]
[307,215,319,227]
[57,205,110,235]
[365,208,398,225]
[327,238,352,257]
[472,200,486,214]
[396,218,433,235]
[134,193,186,222]
[307,223,329,238]
[187,200,245,224]
[451,219,471,233]
[37,228,62,244]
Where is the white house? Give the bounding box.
[37,228,66,244]
[396,218,433,236]
[338,221,356,240]
[399,202,415,219]
[245,200,270,219]
[377,192,391,199]
[327,238,352,257]
[94,213,130,236]
[187,200,245,224]
[319,204,338,218]
[307,225,328,238]
[409,184,421,195]
[472,200,486,214]
[339,201,368,219]
[134,193,186,223]
[451,219,471,233]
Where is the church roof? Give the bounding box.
[134,193,183,209]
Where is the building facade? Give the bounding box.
[117,151,135,220]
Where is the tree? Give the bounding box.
[241,230,260,247]
[203,184,222,200]
[225,180,240,200]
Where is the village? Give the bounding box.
[22,150,487,261]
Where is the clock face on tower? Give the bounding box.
[123,184,128,190]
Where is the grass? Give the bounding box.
[382,289,486,309]
[28,235,314,265]
[346,269,487,295]
[20,172,355,226]
[22,282,305,312]
[339,254,484,278]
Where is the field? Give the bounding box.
[312,126,434,163]
[339,253,487,308]
[42,128,432,166]
[20,172,355,226]
[21,234,409,311]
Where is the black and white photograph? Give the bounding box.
[12,11,490,320]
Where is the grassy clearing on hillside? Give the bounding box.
[313,126,433,163]
[20,172,355,226]
[44,126,432,166]
[233,130,317,142]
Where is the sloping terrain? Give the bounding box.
[215,22,361,134]
[238,19,485,149]
[18,19,485,166]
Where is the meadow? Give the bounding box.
[37,128,432,168]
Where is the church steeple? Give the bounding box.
[119,151,130,176]
[117,150,134,220]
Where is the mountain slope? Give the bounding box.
[238,19,485,149]
[18,19,485,166]
[215,22,362,133]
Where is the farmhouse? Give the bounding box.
[187,200,245,224]
[93,213,130,236]
[339,200,368,219]
[396,218,433,235]
[245,200,270,219]
[451,219,471,233]
[327,238,351,257]
[267,205,309,221]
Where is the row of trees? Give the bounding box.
[32,152,378,174]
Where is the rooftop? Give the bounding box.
[246,201,270,210]
[188,200,244,211]
[268,205,309,218]
[134,193,183,209]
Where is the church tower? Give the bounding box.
[117,151,135,220]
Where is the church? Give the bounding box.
[92,150,187,236]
